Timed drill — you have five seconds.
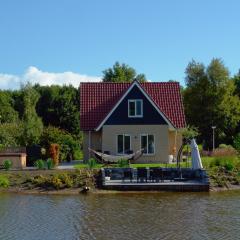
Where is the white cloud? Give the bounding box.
[0,66,101,90]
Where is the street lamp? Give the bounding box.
[212,126,216,152]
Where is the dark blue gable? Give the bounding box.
[105,85,167,125]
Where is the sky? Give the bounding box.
[0,0,240,89]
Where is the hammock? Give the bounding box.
[88,148,143,164]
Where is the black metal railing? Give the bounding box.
[102,167,209,183]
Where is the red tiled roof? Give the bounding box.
[80,81,186,130]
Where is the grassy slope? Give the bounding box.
[0,169,97,192]
[201,156,240,188]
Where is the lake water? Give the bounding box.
[0,191,239,240]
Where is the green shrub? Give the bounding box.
[0,175,9,188]
[46,158,54,170]
[50,176,63,189]
[219,144,229,149]
[209,158,221,167]
[31,175,63,189]
[58,174,73,188]
[224,162,234,171]
[215,177,227,187]
[208,156,237,170]
[3,160,12,170]
[74,149,83,160]
[34,159,45,170]
[40,126,80,161]
[233,133,240,152]
[31,175,46,185]
[88,158,97,169]
[117,158,129,168]
[234,175,240,185]
[212,146,237,157]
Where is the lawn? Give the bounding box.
[74,163,104,169]
[74,161,192,169]
[74,156,239,171]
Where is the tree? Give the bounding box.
[40,126,80,161]
[11,90,25,119]
[183,58,240,148]
[34,85,60,128]
[55,85,80,135]
[181,125,199,141]
[0,91,19,123]
[0,122,23,147]
[34,85,80,136]
[102,62,146,82]
[22,83,43,146]
[232,70,240,97]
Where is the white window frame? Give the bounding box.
[140,134,155,155]
[128,99,143,118]
[116,134,131,155]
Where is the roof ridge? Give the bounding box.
[80,81,180,84]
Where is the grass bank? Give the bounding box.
[0,169,99,194]
[201,156,240,189]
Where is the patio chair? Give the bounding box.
[137,168,148,182]
[162,168,176,182]
[122,168,133,182]
[149,167,163,182]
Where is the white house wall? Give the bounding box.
[102,125,169,163]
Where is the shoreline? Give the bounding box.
[1,184,240,196]
[1,169,240,195]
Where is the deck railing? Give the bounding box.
[101,167,209,183]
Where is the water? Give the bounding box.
[0,191,239,240]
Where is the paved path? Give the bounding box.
[21,160,83,170]
[57,160,83,170]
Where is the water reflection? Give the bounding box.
[0,191,239,240]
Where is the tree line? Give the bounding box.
[0,83,81,160]
[1,60,240,158]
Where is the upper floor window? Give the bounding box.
[128,99,143,117]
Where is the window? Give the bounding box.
[128,99,143,117]
[141,134,155,154]
[117,134,131,154]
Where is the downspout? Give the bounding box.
[174,129,178,161]
[88,130,91,160]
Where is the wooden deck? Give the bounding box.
[100,168,210,192]
[102,179,209,192]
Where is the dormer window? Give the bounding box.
[128,99,143,117]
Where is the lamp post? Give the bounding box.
[212,126,216,152]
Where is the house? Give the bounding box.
[80,80,186,163]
